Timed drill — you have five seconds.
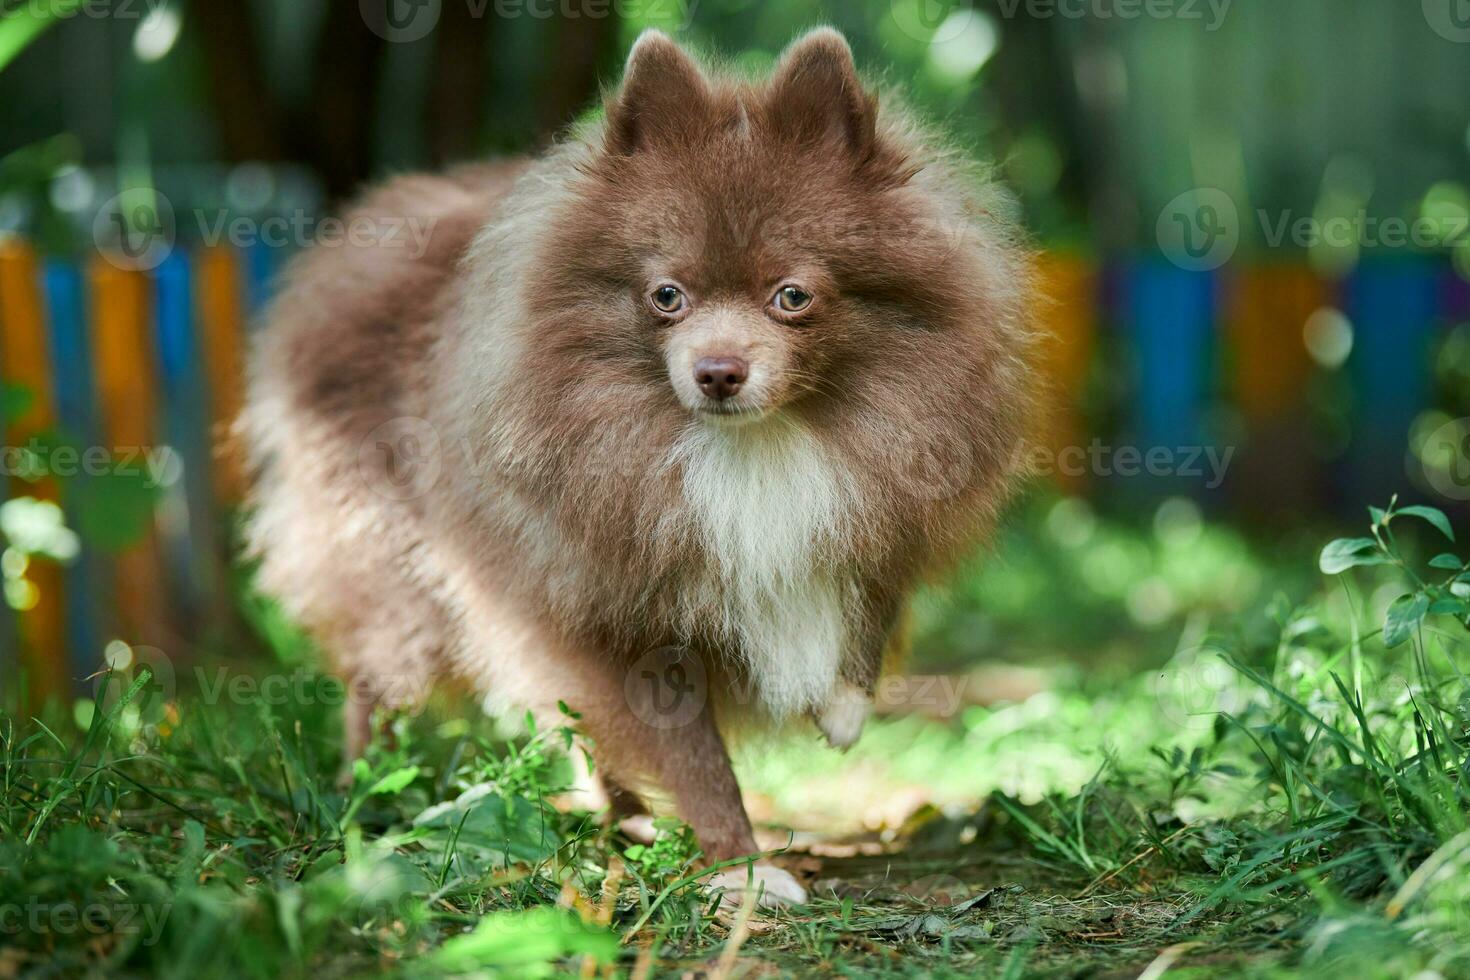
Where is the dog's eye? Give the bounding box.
[651,285,686,314]
[775,285,813,313]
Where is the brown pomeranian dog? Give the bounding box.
[244,27,1033,905]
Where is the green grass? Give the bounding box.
[2,495,1470,978]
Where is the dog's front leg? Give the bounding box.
[815,678,871,750]
[648,709,807,905]
[539,644,807,906]
[815,587,906,750]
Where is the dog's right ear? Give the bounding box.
[765,28,876,161]
[605,30,709,155]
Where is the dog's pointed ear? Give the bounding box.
[605,30,709,155]
[765,28,877,159]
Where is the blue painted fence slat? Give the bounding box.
[1123,257,1218,491]
[42,262,101,686]
[155,251,216,612]
[1348,257,1442,503]
[243,240,276,319]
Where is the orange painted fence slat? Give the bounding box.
[0,242,67,708]
[89,259,171,649]
[1033,253,1097,492]
[196,246,248,505]
[1227,265,1327,422]
[1224,264,1332,514]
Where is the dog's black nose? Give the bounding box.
[694,357,748,401]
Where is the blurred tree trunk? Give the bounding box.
[535,13,621,139]
[985,7,1093,236]
[302,0,389,201]
[192,0,288,162]
[427,0,495,166]
[192,0,385,201]
[191,1,618,199]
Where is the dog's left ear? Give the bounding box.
[765,28,877,160]
[605,30,711,155]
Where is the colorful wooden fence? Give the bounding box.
[0,240,1466,707]
[0,240,268,710]
[1041,255,1462,511]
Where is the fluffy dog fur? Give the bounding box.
[244,28,1034,904]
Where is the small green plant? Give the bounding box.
[1319,495,1470,644]
[622,817,701,880]
[462,706,578,803]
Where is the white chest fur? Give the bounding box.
[670,418,850,718]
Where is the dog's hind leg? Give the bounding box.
[343,693,375,765]
[563,742,657,843]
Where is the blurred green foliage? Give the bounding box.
[2,0,1467,264]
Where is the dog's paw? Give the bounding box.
[816,683,871,750]
[707,862,808,908]
[617,813,658,845]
